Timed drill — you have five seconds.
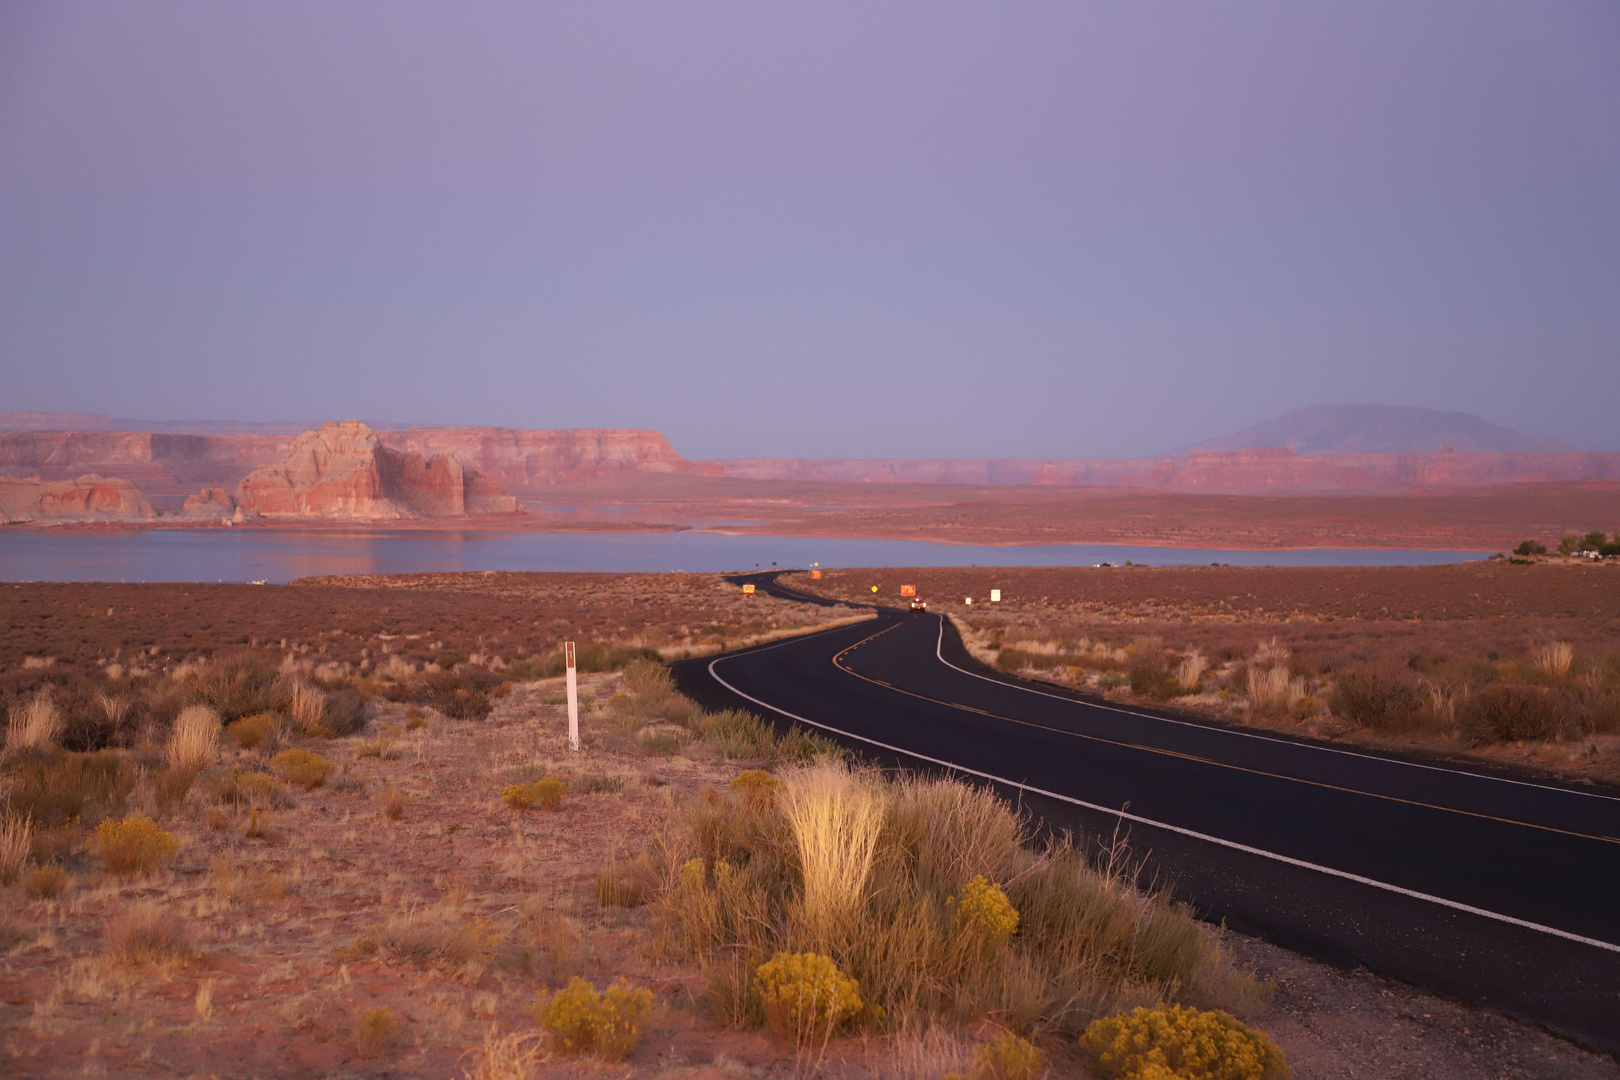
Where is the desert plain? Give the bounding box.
[2,569,1619,1079]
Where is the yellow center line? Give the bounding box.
[831,622,1620,847]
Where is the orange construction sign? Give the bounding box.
[810,570,822,579]
[900,585,916,596]
[742,583,755,594]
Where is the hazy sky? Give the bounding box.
[1,2,1616,458]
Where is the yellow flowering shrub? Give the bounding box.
[271,748,332,789]
[729,769,782,799]
[95,816,178,876]
[502,777,566,811]
[535,976,653,1061]
[753,951,863,1046]
[952,874,1019,946]
[1080,1005,1289,1080]
[970,1030,1047,1080]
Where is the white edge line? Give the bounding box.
[930,615,1620,805]
[706,637,1620,956]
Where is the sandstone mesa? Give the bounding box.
[227,421,520,521]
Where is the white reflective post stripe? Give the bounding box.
[565,641,579,752]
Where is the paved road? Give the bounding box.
[670,572,1620,1052]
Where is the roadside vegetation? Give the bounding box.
[1,572,1297,1077]
[794,562,1620,784]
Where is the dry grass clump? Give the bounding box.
[780,766,888,939]
[1531,641,1575,678]
[272,748,332,789]
[157,703,221,809]
[651,764,1260,1046]
[5,750,134,830]
[104,901,194,966]
[344,902,500,971]
[970,1030,1047,1080]
[287,680,327,735]
[463,1027,544,1080]
[5,690,62,755]
[534,976,654,1061]
[353,1006,402,1058]
[1080,1003,1288,1080]
[94,815,178,876]
[378,785,408,819]
[0,813,33,884]
[23,864,70,899]
[596,859,651,908]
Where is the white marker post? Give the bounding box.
[565,641,580,752]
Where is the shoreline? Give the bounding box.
[0,517,1501,554]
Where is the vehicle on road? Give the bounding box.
[908,597,928,611]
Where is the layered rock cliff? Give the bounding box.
[0,474,156,523]
[709,447,1620,494]
[375,427,710,490]
[230,421,521,520]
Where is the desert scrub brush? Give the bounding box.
[1080,1004,1289,1080]
[753,951,864,1047]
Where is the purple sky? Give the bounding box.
[1,2,1616,458]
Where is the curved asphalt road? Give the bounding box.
[671,572,1620,1052]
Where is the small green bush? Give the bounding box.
[1080,1004,1289,1080]
[701,709,775,759]
[1513,539,1547,557]
[639,730,681,757]
[271,748,332,789]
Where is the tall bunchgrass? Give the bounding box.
[780,765,888,941]
[5,690,62,754]
[0,814,33,885]
[651,766,1261,1041]
[168,705,221,775]
[287,680,326,735]
[1531,641,1574,679]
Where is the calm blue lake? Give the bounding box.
[0,529,1489,583]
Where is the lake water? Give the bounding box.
[0,529,1490,583]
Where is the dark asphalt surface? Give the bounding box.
[671,572,1620,1053]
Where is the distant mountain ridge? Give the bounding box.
[1175,405,1571,455]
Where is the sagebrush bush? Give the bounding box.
[729,769,782,799]
[95,816,178,876]
[1080,1004,1288,1080]
[224,712,279,750]
[1459,684,1569,745]
[535,976,653,1061]
[1328,668,1423,732]
[754,951,864,1047]
[377,786,407,820]
[272,748,332,789]
[5,750,134,828]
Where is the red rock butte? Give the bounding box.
[227,421,520,521]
